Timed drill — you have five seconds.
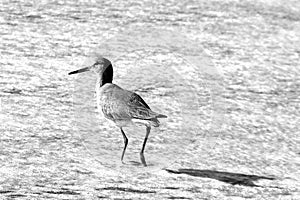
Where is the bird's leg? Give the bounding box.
[140,126,151,167]
[120,128,128,164]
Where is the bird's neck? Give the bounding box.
[97,64,113,87]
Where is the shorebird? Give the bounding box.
[69,56,167,166]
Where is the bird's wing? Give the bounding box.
[128,93,150,109]
[126,93,160,120]
[100,87,159,121]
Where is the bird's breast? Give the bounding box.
[95,83,125,116]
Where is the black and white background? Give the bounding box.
[0,0,299,199]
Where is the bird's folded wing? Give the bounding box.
[101,92,159,120]
[127,93,160,120]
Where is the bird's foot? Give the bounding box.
[140,153,147,167]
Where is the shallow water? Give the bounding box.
[1,0,300,199]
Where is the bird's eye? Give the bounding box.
[93,63,100,68]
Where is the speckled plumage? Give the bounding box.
[97,83,165,127]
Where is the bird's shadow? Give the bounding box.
[165,168,275,187]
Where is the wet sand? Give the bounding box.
[0,0,299,199]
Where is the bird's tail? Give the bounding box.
[156,114,167,118]
[149,118,160,127]
[150,114,167,127]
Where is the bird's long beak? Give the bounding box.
[68,67,90,75]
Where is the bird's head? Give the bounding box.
[68,56,112,75]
